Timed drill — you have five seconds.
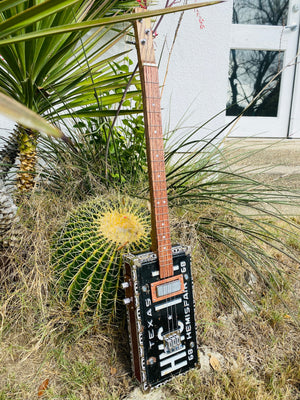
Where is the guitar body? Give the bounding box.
[123,246,198,391]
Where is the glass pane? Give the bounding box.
[233,0,289,25]
[226,49,284,117]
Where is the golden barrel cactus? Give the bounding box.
[52,195,151,320]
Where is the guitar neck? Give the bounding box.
[134,12,173,279]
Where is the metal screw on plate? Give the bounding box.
[145,29,150,34]
[142,285,148,292]
[147,357,156,365]
[141,39,146,45]
[184,273,189,280]
[190,342,195,348]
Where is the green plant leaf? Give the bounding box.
[0,1,224,44]
[0,0,81,37]
[0,0,26,12]
[0,92,62,138]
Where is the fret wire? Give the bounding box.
[148,148,164,151]
[143,68,173,270]
[143,81,160,84]
[152,180,167,183]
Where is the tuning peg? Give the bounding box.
[121,282,130,290]
[123,297,132,305]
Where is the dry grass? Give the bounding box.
[225,139,300,192]
[0,190,299,399]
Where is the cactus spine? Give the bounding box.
[52,195,151,320]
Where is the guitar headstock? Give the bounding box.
[134,8,156,66]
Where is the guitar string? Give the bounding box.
[137,14,189,376]
[145,64,180,355]
[145,10,182,359]
[149,101,179,349]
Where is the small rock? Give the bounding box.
[199,349,211,373]
[240,300,256,314]
[125,387,168,400]
[199,345,225,373]
[244,271,257,287]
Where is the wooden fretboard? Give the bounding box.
[134,11,173,279]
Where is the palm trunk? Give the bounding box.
[0,126,19,179]
[16,125,38,192]
[0,179,17,249]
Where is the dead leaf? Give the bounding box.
[209,355,221,372]
[110,367,117,375]
[117,241,129,251]
[38,378,49,397]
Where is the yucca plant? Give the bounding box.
[0,0,144,191]
[52,194,151,320]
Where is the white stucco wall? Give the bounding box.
[154,0,232,145]
[0,117,15,142]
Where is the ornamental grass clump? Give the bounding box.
[52,194,151,321]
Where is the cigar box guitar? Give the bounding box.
[122,12,198,391]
